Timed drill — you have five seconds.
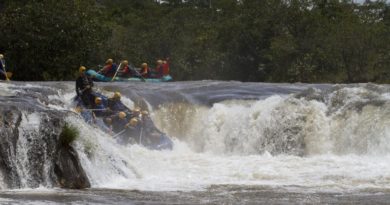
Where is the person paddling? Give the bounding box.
[140,62,152,78]
[76,66,94,107]
[153,59,164,78]
[99,58,118,77]
[107,92,129,112]
[117,60,133,78]
[93,97,108,117]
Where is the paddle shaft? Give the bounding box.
[112,128,127,138]
[129,63,146,82]
[111,63,122,81]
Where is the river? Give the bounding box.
[0,81,389,204]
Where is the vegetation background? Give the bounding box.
[0,0,389,83]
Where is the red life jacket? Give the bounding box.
[141,67,151,78]
[162,62,170,76]
[122,65,130,74]
[102,64,117,77]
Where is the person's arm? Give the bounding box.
[100,65,110,74]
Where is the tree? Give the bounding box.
[0,0,107,80]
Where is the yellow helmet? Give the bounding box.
[122,60,128,65]
[95,97,102,104]
[0,54,3,59]
[79,66,86,73]
[141,63,148,68]
[129,118,139,127]
[133,107,141,113]
[113,92,121,99]
[141,110,149,116]
[106,58,113,64]
[118,111,126,119]
[105,118,112,124]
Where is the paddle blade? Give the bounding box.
[5,72,12,81]
[6,72,12,79]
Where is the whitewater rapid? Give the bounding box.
[1,81,389,193]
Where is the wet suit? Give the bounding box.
[76,75,94,107]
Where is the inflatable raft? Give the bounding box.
[73,93,173,150]
[86,70,172,82]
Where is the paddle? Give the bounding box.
[129,63,146,82]
[111,63,122,82]
[112,128,127,138]
[0,59,10,81]
[6,72,12,79]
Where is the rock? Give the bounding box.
[54,146,91,189]
[0,92,90,189]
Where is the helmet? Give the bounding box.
[106,59,113,64]
[157,60,163,65]
[162,60,167,64]
[113,92,121,100]
[122,60,128,65]
[133,107,141,113]
[118,111,126,119]
[79,66,86,73]
[0,54,3,59]
[141,110,149,116]
[95,97,102,104]
[129,118,139,127]
[105,118,112,125]
[141,63,148,68]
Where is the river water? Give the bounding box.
[0,81,389,204]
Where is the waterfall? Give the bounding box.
[0,81,389,192]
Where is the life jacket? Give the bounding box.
[103,64,118,77]
[108,98,128,112]
[122,65,130,74]
[141,67,152,78]
[162,62,170,76]
[111,116,128,133]
[93,104,107,117]
[155,65,163,78]
[76,75,93,96]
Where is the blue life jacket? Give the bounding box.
[106,64,118,76]
[93,104,107,117]
[108,99,128,112]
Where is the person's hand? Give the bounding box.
[86,85,91,89]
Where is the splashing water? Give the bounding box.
[0,81,389,193]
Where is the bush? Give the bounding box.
[59,123,80,146]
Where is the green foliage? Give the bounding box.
[0,0,107,80]
[0,0,389,83]
[59,123,79,146]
